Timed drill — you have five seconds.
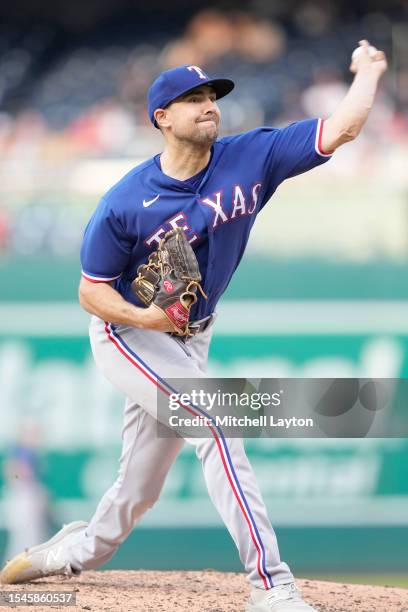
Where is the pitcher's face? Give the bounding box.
[155,85,221,146]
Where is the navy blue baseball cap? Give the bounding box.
[148,64,234,127]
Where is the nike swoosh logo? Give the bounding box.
[143,194,160,207]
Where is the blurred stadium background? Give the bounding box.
[0,0,407,586]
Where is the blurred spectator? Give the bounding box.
[161,10,286,68]
[230,13,286,63]
[293,1,337,37]
[67,99,137,154]
[165,10,234,67]
[2,422,50,562]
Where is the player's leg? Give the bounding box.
[187,330,315,609]
[184,324,294,587]
[191,438,318,611]
[74,318,216,570]
[68,399,184,570]
[61,318,212,572]
[0,318,190,584]
[187,434,293,589]
[186,329,316,609]
[0,400,183,584]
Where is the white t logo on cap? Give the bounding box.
[187,65,207,80]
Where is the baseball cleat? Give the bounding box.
[246,582,317,611]
[0,521,87,585]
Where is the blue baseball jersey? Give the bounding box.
[81,118,332,321]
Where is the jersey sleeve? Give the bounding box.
[267,117,332,184]
[80,197,133,282]
[257,118,333,205]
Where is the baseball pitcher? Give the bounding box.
[1,40,387,612]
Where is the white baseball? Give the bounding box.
[351,45,377,62]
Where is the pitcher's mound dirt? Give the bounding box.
[2,570,408,611]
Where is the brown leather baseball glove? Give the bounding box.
[131,227,207,336]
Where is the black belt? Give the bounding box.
[188,314,215,335]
